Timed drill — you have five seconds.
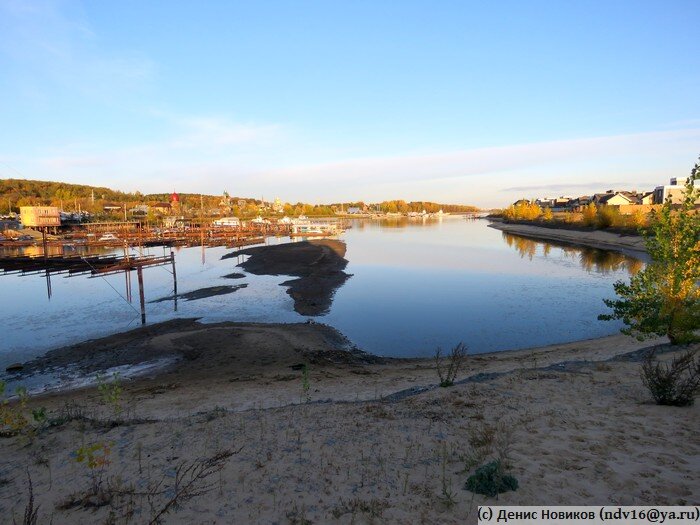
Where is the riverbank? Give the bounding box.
[1,320,697,523]
[487,220,648,259]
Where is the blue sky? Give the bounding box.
[1,0,698,207]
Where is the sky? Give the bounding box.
[0,0,699,208]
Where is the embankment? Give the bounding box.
[488,220,648,259]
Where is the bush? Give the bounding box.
[434,342,467,387]
[596,206,620,229]
[641,349,700,406]
[464,460,518,497]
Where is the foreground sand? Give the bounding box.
[1,322,698,524]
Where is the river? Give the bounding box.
[0,216,640,366]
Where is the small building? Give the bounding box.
[103,202,123,213]
[152,202,172,213]
[129,205,149,216]
[638,192,654,205]
[592,191,633,206]
[20,206,61,227]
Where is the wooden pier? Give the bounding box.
[0,252,177,325]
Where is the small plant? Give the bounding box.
[465,460,518,497]
[14,469,39,525]
[0,382,30,436]
[97,373,123,416]
[641,349,700,406]
[31,407,47,426]
[74,441,113,499]
[435,342,468,387]
[300,364,311,402]
[438,443,457,509]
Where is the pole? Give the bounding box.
[42,228,48,259]
[137,265,146,325]
[171,251,178,312]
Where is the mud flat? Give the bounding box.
[224,239,351,315]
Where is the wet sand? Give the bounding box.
[1,319,698,524]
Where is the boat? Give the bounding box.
[213,217,240,227]
[290,221,343,237]
[98,233,119,241]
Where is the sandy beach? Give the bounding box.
[487,220,648,260]
[1,317,698,524]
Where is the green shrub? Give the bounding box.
[641,349,700,406]
[464,460,518,497]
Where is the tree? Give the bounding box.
[599,158,700,344]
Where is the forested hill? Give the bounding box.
[0,178,479,214]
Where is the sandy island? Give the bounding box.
[1,238,698,524]
[225,239,351,316]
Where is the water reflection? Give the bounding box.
[502,232,643,275]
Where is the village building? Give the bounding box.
[152,202,172,214]
[653,177,695,205]
[103,202,123,213]
[19,206,61,228]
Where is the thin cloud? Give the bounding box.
[258,127,700,185]
[500,181,658,193]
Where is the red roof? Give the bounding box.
[171,192,179,202]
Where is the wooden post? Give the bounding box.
[170,251,178,312]
[137,265,146,325]
[42,228,48,259]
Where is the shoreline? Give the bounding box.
[2,319,698,523]
[487,220,649,260]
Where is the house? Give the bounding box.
[346,207,362,214]
[129,205,149,216]
[592,192,634,206]
[20,206,61,227]
[567,196,592,211]
[152,202,172,213]
[638,192,654,205]
[653,177,697,205]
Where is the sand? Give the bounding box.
[1,320,698,524]
[225,239,351,316]
[487,221,648,260]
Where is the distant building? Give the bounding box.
[346,207,362,214]
[129,205,150,216]
[152,202,172,213]
[653,177,696,205]
[594,192,634,206]
[103,202,123,212]
[20,206,61,227]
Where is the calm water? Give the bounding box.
[0,217,640,366]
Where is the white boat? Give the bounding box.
[213,217,240,227]
[290,222,343,237]
[98,233,119,241]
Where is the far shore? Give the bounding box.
[487,219,649,260]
